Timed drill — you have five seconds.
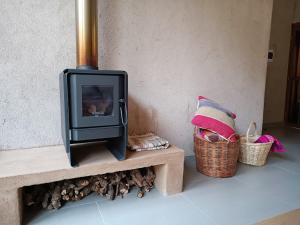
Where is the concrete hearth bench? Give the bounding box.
[0,143,184,225]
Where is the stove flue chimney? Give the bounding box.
[76,0,98,70]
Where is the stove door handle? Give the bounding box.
[119,99,128,126]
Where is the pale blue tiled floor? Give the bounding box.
[27,127,300,225]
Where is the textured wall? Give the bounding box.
[0,0,273,155]
[0,0,75,150]
[263,0,300,124]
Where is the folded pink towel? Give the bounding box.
[255,135,286,153]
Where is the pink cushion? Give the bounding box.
[192,97,236,141]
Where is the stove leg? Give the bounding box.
[106,134,127,161]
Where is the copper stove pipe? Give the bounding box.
[76,0,98,69]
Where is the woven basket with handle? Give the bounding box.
[239,122,273,166]
[194,132,240,178]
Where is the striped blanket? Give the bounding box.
[128,133,170,151]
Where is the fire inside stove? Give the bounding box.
[82,86,114,117]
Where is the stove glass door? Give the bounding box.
[70,74,120,128]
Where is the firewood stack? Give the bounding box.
[23,167,156,210]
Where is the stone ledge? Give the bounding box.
[0,143,185,225]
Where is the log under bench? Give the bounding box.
[0,143,184,225]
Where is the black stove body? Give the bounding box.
[60,69,128,166]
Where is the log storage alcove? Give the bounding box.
[0,143,184,225]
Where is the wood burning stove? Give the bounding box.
[60,69,128,166]
[59,0,128,166]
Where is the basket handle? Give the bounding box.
[246,122,258,143]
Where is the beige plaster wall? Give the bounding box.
[263,0,300,124]
[0,0,273,155]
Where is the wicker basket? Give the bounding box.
[194,133,240,178]
[239,122,273,166]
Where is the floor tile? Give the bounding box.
[235,163,300,191]
[26,203,104,225]
[96,188,215,225]
[184,156,214,190]
[182,177,294,225]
